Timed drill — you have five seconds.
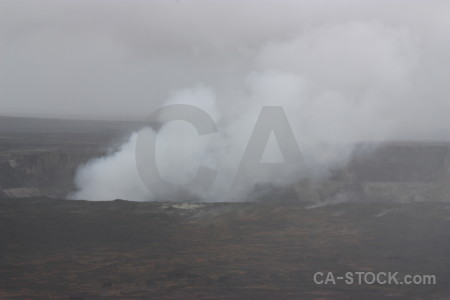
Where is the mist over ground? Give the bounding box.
[1,0,449,201]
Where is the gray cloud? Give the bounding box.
[1,0,449,122]
[2,0,450,201]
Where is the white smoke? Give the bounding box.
[68,3,450,202]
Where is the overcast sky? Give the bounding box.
[0,0,449,121]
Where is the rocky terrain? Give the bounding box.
[1,198,450,299]
[1,116,450,203]
[0,116,138,199]
[1,116,450,299]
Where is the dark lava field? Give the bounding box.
[1,116,450,299]
[1,198,450,299]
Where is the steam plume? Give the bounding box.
[67,1,450,201]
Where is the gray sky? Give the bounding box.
[0,0,449,122]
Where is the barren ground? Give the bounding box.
[0,116,449,299]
